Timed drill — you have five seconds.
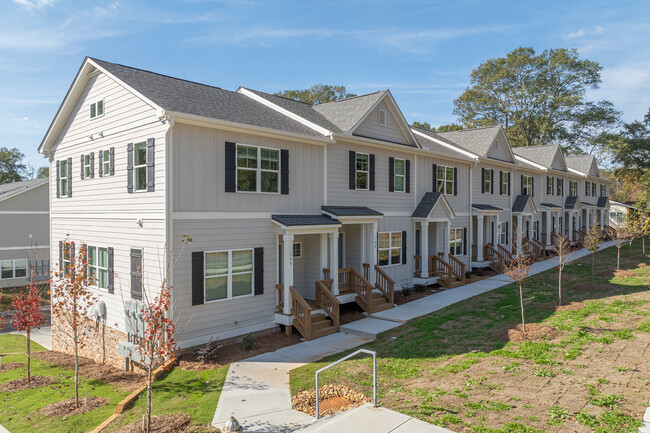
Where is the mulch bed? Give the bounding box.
[39,396,108,416]
[0,362,23,372]
[395,285,445,305]
[536,301,586,312]
[573,282,617,292]
[115,413,194,433]
[292,384,371,417]
[33,351,144,391]
[490,323,559,342]
[0,375,55,391]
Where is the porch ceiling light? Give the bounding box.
[224,416,244,432]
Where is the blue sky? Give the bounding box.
[1,0,649,171]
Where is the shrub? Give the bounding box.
[401,286,412,297]
[195,338,220,363]
[414,284,427,293]
[242,332,256,350]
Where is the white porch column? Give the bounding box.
[517,214,523,256]
[320,233,328,278]
[421,222,429,277]
[444,221,451,256]
[545,211,551,246]
[586,209,591,232]
[495,214,500,245]
[369,222,378,284]
[360,224,366,265]
[282,233,294,315]
[329,232,339,295]
[569,214,574,241]
[477,214,484,261]
[600,210,605,229]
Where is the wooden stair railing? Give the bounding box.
[322,268,330,280]
[363,263,370,281]
[485,244,505,270]
[375,265,395,306]
[430,254,453,288]
[574,229,587,246]
[498,243,513,263]
[275,284,284,313]
[315,280,340,331]
[413,255,423,277]
[336,267,374,313]
[446,253,466,286]
[528,237,546,258]
[289,286,312,340]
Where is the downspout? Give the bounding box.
[469,162,474,271]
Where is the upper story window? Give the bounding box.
[87,246,108,290]
[570,180,577,196]
[378,231,401,267]
[1,259,27,279]
[437,165,454,195]
[482,168,493,194]
[592,182,596,196]
[134,141,148,191]
[204,249,253,302]
[59,159,69,197]
[449,228,464,256]
[81,153,95,179]
[378,109,386,126]
[236,144,280,194]
[585,181,590,196]
[557,178,564,196]
[600,184,606,197]
[355,152,369,190]
[546,176,554,195]
[394,158,405,192]
[500,171,509,195]
[90,99,104,119]
[522,175,533,196]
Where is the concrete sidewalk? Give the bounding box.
[8,326,52,350]
[212,242,613,432]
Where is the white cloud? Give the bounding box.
[564,26,605,40]
[12,0,56,10]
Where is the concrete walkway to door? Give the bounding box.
[212,242,614,433]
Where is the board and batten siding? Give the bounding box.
[172,218,278,349]
[471,163,512,210]
[172,122,324,213]
[486,136,513,162]
[353,100,410,145]
[514,167,543,209]
[327,140,414,213]
[416,155,472,215]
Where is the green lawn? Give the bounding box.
[0,333,47,353]
[290,242,650,433]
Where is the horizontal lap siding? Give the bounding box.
[354,101,409,145]
[50,217,166,335]
[417,155,471,215]
[0,214,49,251]
[172,219,278,348]
[328,140,414,212]
[0,184,48,212]
[172,123,323,213]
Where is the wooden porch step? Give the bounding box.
[372,301,393,312]
[311,325,338,339]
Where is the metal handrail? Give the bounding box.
[315,349,377,419]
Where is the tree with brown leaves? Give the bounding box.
[552,233,572,306]
[504,255,533,333]
[583,225,603,282]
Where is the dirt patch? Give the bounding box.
[0,375,55,391]
[490,323,559,342]
[599,269,637,278]
[395,285,445,305]
[115,413,192,433]
[0,362,22,372]
[573,282,617,292]
[536,301,586,312]
[33,351,143,391]
[39,396,108,416]
[292,384,371,417]
[178,331,302,371]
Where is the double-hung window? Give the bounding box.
[236,145,280,193]
[449,228,463,256]
[533,221,539,240]
[134,141,148,191]
[62,243,72,277]
[0,259,27,279]
[102,149,110,174]
[292,242,302,259]
[437,165,454,195]
[204,249,253,301]
[378,232,401,266]
[570,181,577,196]
[394,158,405,192]
[547,176,553,195]
[499,222,507,245]
[59,159,68,197]
[483,169,492,193]
[501,172,509,195]
[84,154,92,178]
[600,184,606,197]
[522,175,533,195]
[87,246,109,289]
[355,153,369,190]
[585,181,590,196]
[557,179,564,196]
[592,182,596,196]
[90,100,104,119]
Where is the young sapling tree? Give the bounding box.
[552,233,572,305]
[642,216,650,255]
[504,255,532,332]
[583,225,603,282]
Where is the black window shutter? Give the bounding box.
[490,169,494,194]
[521,175,524,194]
[405,159,411,193]
[280,149,289,195]
[127,143,134,193]
[463,227,467,255]
[401,231,407,265]
[506,221,509,244]
[499,171,503,195]
[80,154,85,179]
[508,172,511,195]
[107,247,114,294]
[109,147,115,175]
[349,151,356,189]
[453,167,458,196]
[56,161,60,198]
[369,154,375,191]
[90,152,95,178]
[388,157,395,192]
[191,251,204,305]
[98,150,103,177]
[432,163,438,191]
[225,141,236,192]
[70,242,75,266]
[254,247,264,295]
[532,176,535,197]
[67,157,72,197]
[130,249,142,301]
[481,168,485,193]
[146,138,155,192]
[58,241,63,273]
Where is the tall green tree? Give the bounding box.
[412,121,434,131]
[274,84,356,105]
[37,166,49,178]
[608,108,650,170]
[453,47,602,147]
[437,123,463,133]
[561,100,622,159]
[0,147,27,184]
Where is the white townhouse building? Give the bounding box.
[38,58,613,368]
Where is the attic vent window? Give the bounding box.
[90,99,104,119]
[378,109,386,126]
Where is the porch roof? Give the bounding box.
[512,194,537,215]
[582,201,597,208]
[597,197,610,208]
[565,196,582,211]
[471,204,502,211]
[412,191,455,219]
[271,214,341,227]
[321,206,383,217]
[540,202,562,210]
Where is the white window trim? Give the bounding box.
[394,158,406,193]
[483,169,492,193]
[378,109,386,126]
[523,175,533,196]
[293,242,303,259]
[378,231,402,267]
[59,159,68,197]
[0,258,27,280]
[90,99,104,120]
[437,165,454,195]
[499,222,507,245]
[87,245,109,291]
[547,176,553,195]
[570,181,577,196]
[133,141,148,192]
[501,172,508,195]
[235,144,281,195]
[449,228,464,256]
[557,179,564,196]
[204,248,254,303]
[533,220,539,240]
[355,152,369,191]
[102,149,110,175]
[84,154,92,179]
[62,243,72,277]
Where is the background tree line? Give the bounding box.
[0,146,48,184]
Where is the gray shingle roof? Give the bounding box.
[565,196,580,210]
[412,192,443,218]
[321,206,383,217]
[512,194,532,213]
[411,127,477,162]
[472,204,502,211]
[540,202,562,209]
[597,197,609,208]
[512,144,563,170]
[0,178,48,201]
[312,91,386,132]
[436,126,501,157]
[91,58,323,138]
[565,155,597,176]
[582,201,597,207]
[271,215,340,227]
